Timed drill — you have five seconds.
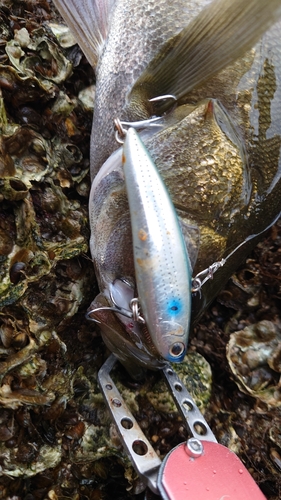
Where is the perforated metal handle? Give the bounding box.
[98,355,161,495]
[162,364,217,443]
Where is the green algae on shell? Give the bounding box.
[145,351,212,413]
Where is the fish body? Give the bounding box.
[122,128,192,362]
[53,0,281,376]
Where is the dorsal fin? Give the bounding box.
[52,0,116,67]
[130,0,281,106]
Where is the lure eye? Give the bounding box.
[169,342,185,358]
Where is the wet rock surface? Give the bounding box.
[0,2,281,499]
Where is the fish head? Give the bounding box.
[89,98,252,373]
[87,279,166,379]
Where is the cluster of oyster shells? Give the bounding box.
[0,2,92,485]
[0,4,213,496]
[0,16,91,402]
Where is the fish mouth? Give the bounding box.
[108,279,189,363]
[87,278,189,365]
[117,309,188,364]
[87,279,164,360]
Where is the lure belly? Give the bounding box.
[122,128,192,362]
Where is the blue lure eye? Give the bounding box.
[167,298,182,316]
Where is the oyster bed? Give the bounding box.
[0,1,281,499]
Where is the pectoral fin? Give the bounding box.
[52,0,116,67]
[130,0,281,109]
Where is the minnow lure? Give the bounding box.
[122,128,192,362]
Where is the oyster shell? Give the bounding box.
[227,320,281,406]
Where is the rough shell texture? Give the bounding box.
[0,3,212,498]
[227,320,281,406]
[0,2,281,499]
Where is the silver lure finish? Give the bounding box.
[122,128,192,362]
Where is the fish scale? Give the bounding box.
[122,128,192,362]
[89,0,199,178]
[53,0,281,375]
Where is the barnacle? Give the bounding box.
[0,443,62,478]
[5,26,72,85]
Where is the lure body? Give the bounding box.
[122,128,192,362]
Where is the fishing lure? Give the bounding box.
[122,127,192,362]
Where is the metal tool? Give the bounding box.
[98,354,266,499]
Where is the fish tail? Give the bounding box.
[52,0,116,67]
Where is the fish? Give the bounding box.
[52,0,281,379]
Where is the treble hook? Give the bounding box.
[149,94,178,114]
[149,94,177,104]
[114,95,177,144]
[86,297,145,324]
[114,116,163,144]
[191,218,280,294]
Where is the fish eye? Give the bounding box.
[169,342,185,358]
